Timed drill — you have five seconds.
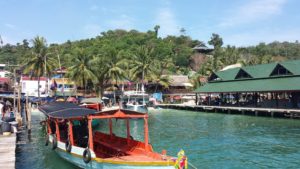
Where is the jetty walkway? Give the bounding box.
[158,104,300,118]
[0,133,16,169]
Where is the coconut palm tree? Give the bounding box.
[23,36,55,98]
[130,45,156,88]
[93,47,126,102]
[67,48,96,96]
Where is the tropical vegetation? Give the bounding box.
[1,27,300,95]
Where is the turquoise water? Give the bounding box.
[16,109,300,168]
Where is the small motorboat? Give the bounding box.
[79,97,103,111]
[39,102,187,169]
[121,90,149,113]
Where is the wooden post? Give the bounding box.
[144,117,149,151]
[271,111,274,118]
[25,95,29,123]
[28,101,32,130]
[17,84,21,113]
[25,94,32,130]
[88,119,94,151]
[255,111,258,116]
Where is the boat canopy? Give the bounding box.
[39,102,96,119]
[89,109,148,120]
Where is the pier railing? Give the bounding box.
[157,104,300,119]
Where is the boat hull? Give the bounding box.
[56,150,175,169]
[50,136,175,169]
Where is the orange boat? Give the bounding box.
[39,102,188,169]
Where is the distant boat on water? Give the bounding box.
[121,90,149,113]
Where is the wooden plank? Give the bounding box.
[0,133,16,169]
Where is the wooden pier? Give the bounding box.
[0,133,16,169]
[158,104,300,118]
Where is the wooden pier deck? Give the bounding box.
[158,104,300,118]
[0,133,16,169]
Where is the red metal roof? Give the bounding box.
[22,76,48,81]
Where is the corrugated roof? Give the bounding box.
[195,76,300,93]
[210,60,300,82]
[216,68,240,81]
[243,63,277,78]
[196,60,300,93]
[39,102,96,119]
[280,60,300,75]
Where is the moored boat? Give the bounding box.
[79,97,103,111]
[121,90,149,113]
[39,102,187,169]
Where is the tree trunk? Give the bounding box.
[45,77,48,97]
[154,83,158,93]
[38,76,40,99]
[84,80,87,97]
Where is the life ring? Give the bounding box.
[83,148,91,163]
[45,134,49,146]
[65,140,72,153]
[52,134,57,150]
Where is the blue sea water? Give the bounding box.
[16,109,300,169]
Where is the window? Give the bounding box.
[235,69,252,79]
[208,73,221,81]
[270,64,292,76]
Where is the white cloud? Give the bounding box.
[4,23,16,30]
[155,7,180,37]
[219,0,287,27]
[108,14,134,30]
[83,24,102,37]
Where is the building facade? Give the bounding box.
[195,60,300,109]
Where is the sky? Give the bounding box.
[0,0,300,46]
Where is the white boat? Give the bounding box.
[121,90,149,113]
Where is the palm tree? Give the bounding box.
[93,47,126,102]
[148,56,174,92]
[67,48,96,96]
[23,36,54,98]
[130,45,156,89]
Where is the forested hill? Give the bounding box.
[0,29,300,76]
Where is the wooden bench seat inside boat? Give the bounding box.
[93,132,165,161]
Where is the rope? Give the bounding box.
[188,162,198,169]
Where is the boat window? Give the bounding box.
[94,119,110,134]
[111,119,127,138]
[50,120,56,134]
[72,120,89,148]
[129,119,144,142]
[58,122,68,142]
